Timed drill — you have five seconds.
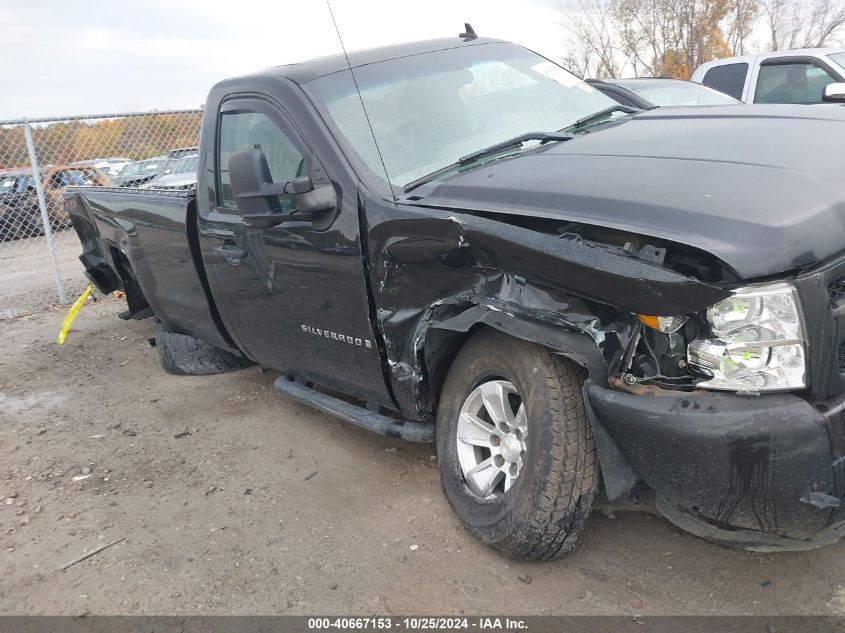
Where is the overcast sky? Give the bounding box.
[1,0,569,121]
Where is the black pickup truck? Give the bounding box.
[65,34,845,558]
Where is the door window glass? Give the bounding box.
[48,171,69,189]
[218,110,304,210]
[702,63,748,100]
[754,62,837,104]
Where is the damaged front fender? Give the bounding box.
[366,207,731,421]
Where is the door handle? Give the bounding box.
[213,243,247,264]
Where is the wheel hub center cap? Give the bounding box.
[455,379,527,499]
[500,435,520,462]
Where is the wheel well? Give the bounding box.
[109,246,150,317]
[422,323,487,414]
[422,313,606,420]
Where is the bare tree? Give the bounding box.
[672,0,736,76]
[612,0,674,76]
[560,0,842,82]
[610,0,731,78]
[560,0,624,78]
[761,0,845,50]
[725,0,759,54]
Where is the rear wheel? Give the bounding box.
[155,324,255,376]
[436,328,597,560]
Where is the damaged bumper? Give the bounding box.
[588,385,845,551]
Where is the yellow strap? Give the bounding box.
[57,283,94,345]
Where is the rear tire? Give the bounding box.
[155,324,254,376]
[436,328,597,560]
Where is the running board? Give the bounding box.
[274,377,434,443]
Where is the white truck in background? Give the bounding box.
[692,48,845,104]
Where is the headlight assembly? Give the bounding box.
[687,282,807,392]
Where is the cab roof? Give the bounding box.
[251,36,507,85]
[699,48,845,67]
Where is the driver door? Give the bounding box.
[198,97,393,406]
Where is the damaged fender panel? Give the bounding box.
[65,188,236,353]
[365,204,731,420]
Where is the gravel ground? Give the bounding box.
[1,296,844,616]
[0,231,89,319]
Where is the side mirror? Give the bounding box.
[822,82,845,102]
[228,149,285,219]
[290,174,336,216]
[229,149,336,229]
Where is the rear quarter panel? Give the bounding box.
[66,187,234,352]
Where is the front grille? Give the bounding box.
[829,277,845,309]
[796,256,845,399]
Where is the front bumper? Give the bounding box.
[588,384,845,551]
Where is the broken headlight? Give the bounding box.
[687,282,807,392]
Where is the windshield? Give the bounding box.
[168,156,198,175]
[621,80,739,106]
[66,169,95,185]
[306,42,617,188]
[119,160,164,178]
[829,52,845,69]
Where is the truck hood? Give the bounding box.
[410,104,845,280]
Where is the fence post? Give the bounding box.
[23,120,67,305]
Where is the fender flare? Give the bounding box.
[425,303,608,385]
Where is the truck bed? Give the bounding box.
[64,186,233,352]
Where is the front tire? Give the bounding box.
[436,329,597,560]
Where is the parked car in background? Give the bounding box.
[112,156,169,187]
[141,155,198,190]
[72,157,132,177]
[693,48,845,103]
[0,169,41,241]
[0,165,110,239]
[588,77,741,108]
[0,169,35,195]
[167,146,199,160]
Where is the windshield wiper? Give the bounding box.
[456,132,574,166]
[564,104,641,132]
[403,131,573,193]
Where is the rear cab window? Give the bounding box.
[702,63,749,100]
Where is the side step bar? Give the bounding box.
[274,377,434,443]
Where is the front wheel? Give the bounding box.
[436,329,597,560]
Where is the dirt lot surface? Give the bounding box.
[0,232,88,319]
[2,297,844,616]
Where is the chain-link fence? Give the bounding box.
[0,109,203,319]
